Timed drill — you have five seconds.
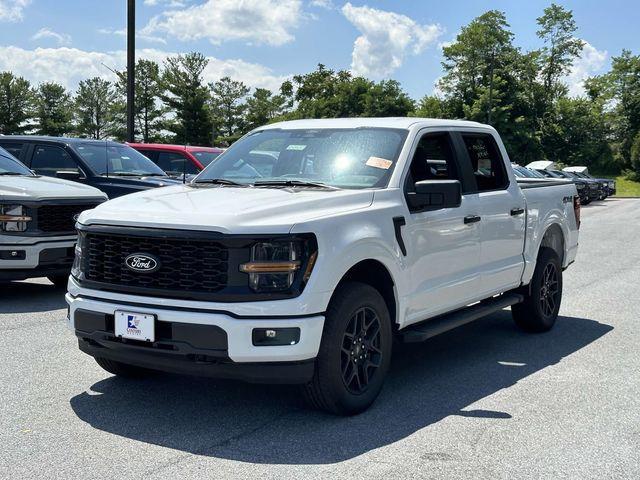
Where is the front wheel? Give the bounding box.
[512,247,562,332]
[303,282,393,415]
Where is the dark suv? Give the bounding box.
[0,136,181,198]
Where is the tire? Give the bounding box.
[94,357,152,378]
[512,247,562,333]
[303,282,393,415]
[47,275,69,288]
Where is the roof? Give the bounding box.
[258,117,488,131]
[127,143,224,152]
[0,135,127,146]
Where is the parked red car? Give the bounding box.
[128,143,224,177]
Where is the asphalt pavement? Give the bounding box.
[1,198,638,479]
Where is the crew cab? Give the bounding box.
[66,118,580,415]
[0,136,181,199]
[0,147,106,285]
[128,143,224,179]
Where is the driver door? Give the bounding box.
[402,131,482,326]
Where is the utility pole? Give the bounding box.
[126,0,135,142]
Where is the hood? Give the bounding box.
[79,184,374,234]
[95,175,182,188]
[0,175,106,202]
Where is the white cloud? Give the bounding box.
[142,0,302,46]
[97,27,167,45]
[310,0,333,9]
[564,41,608,97]
[144,0,188,7]
[31,28,72,46]
[341,3,442,79]
[0,0,30,22]
[0,46,289,92]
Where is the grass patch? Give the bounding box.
[612,176,640,197]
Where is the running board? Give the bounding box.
[401,293,524,343]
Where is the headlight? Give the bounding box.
[71,244,82,279]
[0,204,31,232]
[576,183,585,190]
[240,238,317,293]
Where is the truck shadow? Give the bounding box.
[70,313,611,465]
[0,280,67,313]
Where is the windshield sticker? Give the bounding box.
[286,144,307,151]
[366,157,393,170]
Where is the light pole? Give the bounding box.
[126,0,135,142]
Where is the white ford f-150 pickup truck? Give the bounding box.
[0,147,106,285]
[66,118,580,415]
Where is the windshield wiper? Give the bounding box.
[141,173,166,177]
[193,178,244,186]
[253,179,337,189]
[0,172,24,176]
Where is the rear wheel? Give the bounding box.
[94,357,153,378]
[512,247,562,332]
[303,282,393,415]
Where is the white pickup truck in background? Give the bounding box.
[0,147,106,286]
[66,118,580,415]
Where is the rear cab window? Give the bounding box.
[461,133,509,192]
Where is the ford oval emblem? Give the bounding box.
[124,253,160,273]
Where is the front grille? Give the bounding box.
[83,231,229,295]
[37,204,98,233]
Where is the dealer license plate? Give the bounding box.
[114,311,155,342]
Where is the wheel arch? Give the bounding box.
[334,259,398,329]
[539,222,565,265]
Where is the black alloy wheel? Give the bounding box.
[341,306,383,394]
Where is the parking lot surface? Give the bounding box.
[1,199,639,479]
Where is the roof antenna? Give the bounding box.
[182,143,187,184]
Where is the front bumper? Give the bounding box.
[65,284,326,383]
[0,235,76,280]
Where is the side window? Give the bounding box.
[31,145,79,177]
[406,133,459,191]
[461,134,508,192]
[137,150,158,162]
[0,142,24,161]
[156,152,198,175]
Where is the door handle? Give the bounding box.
[464,215,481,224]
[510,207,525,216]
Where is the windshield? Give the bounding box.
[196,128,408,189]
[192,151,221,167]
[72,143,166,176]
[0,148,32,176]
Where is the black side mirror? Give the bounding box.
[56,170,82,181]
[407,179,462,211]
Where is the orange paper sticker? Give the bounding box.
[366,156,393,169]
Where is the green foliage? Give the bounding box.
[0,71,33,134]
[160,52,213,146]
[244,87,288,130]
[210,76,249,138]
[74,77,117,139]
[34,82,73,136]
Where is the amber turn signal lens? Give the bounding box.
[239,261,301,273]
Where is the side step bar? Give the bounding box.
[401,293,524,343]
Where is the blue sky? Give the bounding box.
[0,0,638,99]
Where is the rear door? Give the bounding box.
[401,130,482,324]
[29,144,87,182]
[457,131,526,296]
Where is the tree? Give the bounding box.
[34,82,73,136]
[536,4,584,101]
[74,77,117,139]
[440,10,516,124]
[245,87,287,130]
[413,95,446,118]
[210,76,249,138]
[113,60,165,142]
[0,72,33,134]
[160,52,213,145]
[362,80,414,117]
